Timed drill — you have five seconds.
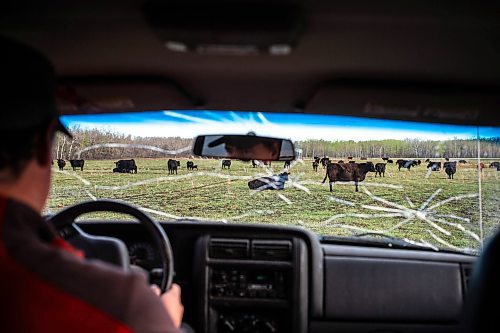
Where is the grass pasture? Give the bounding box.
[47,158,499,252]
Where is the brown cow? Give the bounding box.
[322,162,375,192]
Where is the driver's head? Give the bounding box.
[0,37,71,209]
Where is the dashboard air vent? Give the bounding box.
[209,238,249,259]
[252,240,292,261]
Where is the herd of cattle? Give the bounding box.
[313,156,499,192]
[54,157,499,193]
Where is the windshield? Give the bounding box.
[46,110,499,255]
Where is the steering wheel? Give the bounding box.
[48,200,174,293]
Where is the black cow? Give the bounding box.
[347,156,353,160]
[459,160,467,164]
[387,159,394,163]
[489,161,500,170]
[320,157,330,168]
[382,157,389,161]
[444,161,457,179]
[114,159,137,173]
[186,161,196,170]
[284,161,291,169]
[417,159,421,165]
[424,158,430,163]
[427,161,441,171]
[312,161,319,172]
[397,159,417,171]
[57,159,66,171]
[322,162,375,192]
[252,160,259,168]
[222,160,231,169]
[375,163,386,177]
[248,172,290,190]
[360,157,367,160]
[69,159,84,171]
[167,159,178,174]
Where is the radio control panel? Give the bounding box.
[210,269,287,299]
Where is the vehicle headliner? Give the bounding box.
[1,0,499,124]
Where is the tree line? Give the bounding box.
[53,127,193,160]
[52,127,499,160]
[296,138,500,159]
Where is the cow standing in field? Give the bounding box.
[444,161,457,179]
[57,159,66,171]
[427,161,441,171]
[417,160,421,165]
[167,159,178,174]
[387,159,394,164]
[284,161,291,169]
[360,157,367,160]
[69,159,84,171]
[186,161,196,170]
[320,157,330,169]
[478,162,486,171]
[459,160,467,164]
[248,172,290,190]
[221,159,231,169]
[382,157,389,161]
[375,163,386,177]
[113,159,137,173]
[397,160,417,171]
[489,162,500,170]
[312,161,319,172]
[322,162,376,192]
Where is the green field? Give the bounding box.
[47,158,499,253]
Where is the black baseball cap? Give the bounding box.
[0,36,72,137]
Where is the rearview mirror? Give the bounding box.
[193,135,295,161]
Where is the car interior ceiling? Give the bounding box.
[1,1,499,333]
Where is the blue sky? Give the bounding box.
[61,110,499,142]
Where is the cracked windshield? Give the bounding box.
[46,111,499,254]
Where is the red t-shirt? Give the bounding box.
[0,196,181,333]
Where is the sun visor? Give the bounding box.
[56,79,201,115]
[304,81,500,126]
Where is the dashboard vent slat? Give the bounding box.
[252,240,292,261]
[209,238,249,259]
[461,264,473,293]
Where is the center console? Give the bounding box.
[195,236,308,333]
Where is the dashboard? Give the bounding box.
[78,221,475,333]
